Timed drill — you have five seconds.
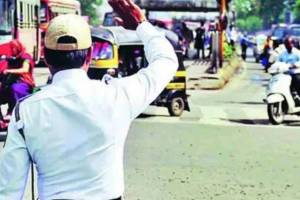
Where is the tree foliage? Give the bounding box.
[236,16,263,33]
[293,0,300,22]
[234,0,285,32]
[78,0,103,25]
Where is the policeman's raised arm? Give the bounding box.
[109,0,179,120]
[108,0,146,30]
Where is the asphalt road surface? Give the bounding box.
[1,60,300,200]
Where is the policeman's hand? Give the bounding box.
[108,0,146,30]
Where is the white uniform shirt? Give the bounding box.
[0,22,178,200]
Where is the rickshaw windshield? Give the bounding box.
[92,40,113,60]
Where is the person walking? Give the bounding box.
[194,21,206,60]
[261,35,273,72]
[240,32,249,61]
[181,22,193,58]
[0,0,178,199]
[227,25,238,51]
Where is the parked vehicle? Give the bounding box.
[264,62,300,124]
[289,24,300,49]
[271,24,300,49]
[271,24,289,49]
[89,26,190,116]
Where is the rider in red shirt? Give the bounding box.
[3,40,35,116]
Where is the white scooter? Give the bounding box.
[265,62,300,125]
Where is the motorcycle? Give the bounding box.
[265,62,300,124]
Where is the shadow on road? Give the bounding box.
[284,121,300,127]
[222,118,300,127]
[221,118,270,125]
[138,113,169,118]
[221,101,265,105]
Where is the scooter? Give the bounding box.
[265,62,300,125]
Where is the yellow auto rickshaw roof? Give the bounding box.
[91,25,181,50]
[91,26,142,46]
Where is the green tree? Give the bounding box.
[258,0,285,28]
[79,0,103,25]
[293,0,300,22]
[236,16,262,33]
[234,0,285,31]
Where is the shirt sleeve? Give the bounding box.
[0,110,30,200]
[114,21,179,120]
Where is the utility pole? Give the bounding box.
[218,0,227,68]
[221,0,226,66]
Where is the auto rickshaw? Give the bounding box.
[88,26,190,116]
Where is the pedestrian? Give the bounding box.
[261,35,273,72]
[0,0,178,200]
[227,24,238,51]
[207,22,216,59]
[240,32,248,61]
[181,22,193,58]
[194,21,206,60]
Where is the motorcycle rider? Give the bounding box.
[274,36,300,105]
[0,40,35,121]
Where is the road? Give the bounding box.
[125,60,300,200]
[1,60,300,200]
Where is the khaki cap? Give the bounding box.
[45,14,92,51]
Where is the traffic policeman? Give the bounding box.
[0,0,178,199]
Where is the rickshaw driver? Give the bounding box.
[0,0,178,200]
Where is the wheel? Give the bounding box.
[267,102,284,125]
[168,97,185,116]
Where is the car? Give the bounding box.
[271,23,300,49]
[271,24,289,48]
[289,24,300,49]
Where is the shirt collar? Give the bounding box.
[52,68,89,84]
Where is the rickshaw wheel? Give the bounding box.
[168,97,185,117]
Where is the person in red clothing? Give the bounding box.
[262,36,273,72]
[2,40,35,116]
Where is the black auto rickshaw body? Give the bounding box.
[88,26,190,116]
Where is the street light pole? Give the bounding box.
[218,0,227,68]
[221,0,226,13]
